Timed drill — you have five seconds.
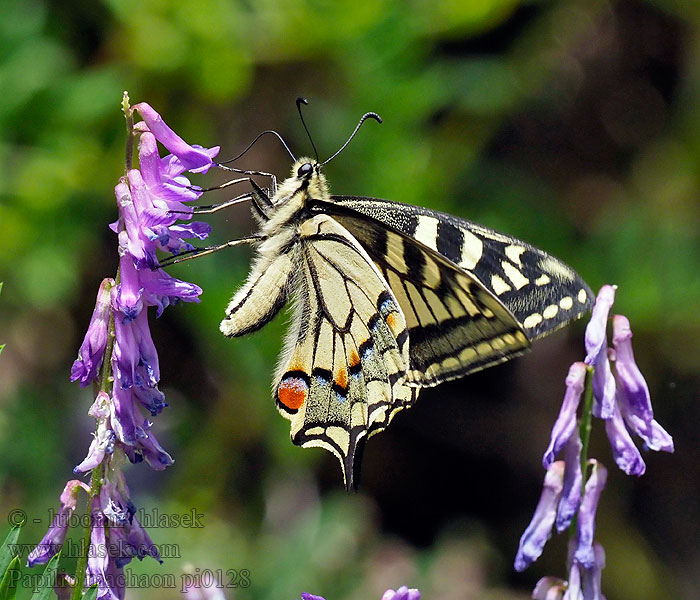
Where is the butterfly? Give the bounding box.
[217,132,593,490]
[209,102,594,489]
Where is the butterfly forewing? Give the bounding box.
[324,196,594,341]
[274,214,418,490]
[316,207,531,385]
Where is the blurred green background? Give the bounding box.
[1,0,699,598]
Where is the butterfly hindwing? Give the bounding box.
[323,196,594,338]
[274,214,418,489]
[220,252,293,337]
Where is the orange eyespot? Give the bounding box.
[278,376,309,410]
[336,368,348,390]
[386,312,397,329]
[349,350,360,368]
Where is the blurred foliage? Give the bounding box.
[0,0,699,599]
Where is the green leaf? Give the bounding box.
[30,552,60,600]
[0,524,23,577]
[0,555,20,600]
[82,584,98,600]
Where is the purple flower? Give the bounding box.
[580,544,606,600]
[544,362,586,469]
[74,392,116,473]
[556,433,582,533]
[604,402,645,476]
[71,279,115,387]
[532,576,567,599]
[28,480,91,566]
[564,554,582,600]
[299,589,420,600]
[95,469,162,570]
[515,461,565,571]
[585,286,616,419]
[86,505,125,600]
[381,587,421,600]
[132,102,219,174]
[532,539,606,600]
[612,316,673,453]
[574,461,607,568]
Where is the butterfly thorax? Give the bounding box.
[259,158,330,245]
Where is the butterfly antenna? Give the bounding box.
[320,111,382,167]
[296,97,319,162]
[218,130,296,165]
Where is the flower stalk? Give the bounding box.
[29,95,219,599]
[517,285,674,599]
[122,91,134,173]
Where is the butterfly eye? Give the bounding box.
[297,162,313,178]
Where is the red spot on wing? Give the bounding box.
[278,377,308,410]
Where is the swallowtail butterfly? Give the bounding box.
[212,108,593,489]
[218,141,593,489]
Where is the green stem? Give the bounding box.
[122,91,134,173]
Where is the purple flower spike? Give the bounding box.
[544,362,586,468]
[612,316,674,453]
[584,286,616,419]
[28,480,90,566]
[556,434,583,533]
[132,103,219,173]
[381,586,421,600]
[532,576,567,599]
[515,462,565,571]
[300,595,326,600]
[604,404,645,476]
[574,461,608,569]
[71,278,115,387]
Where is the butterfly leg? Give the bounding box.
[173,191,255,215]
[156,235,264,268]
[216,164,277,197]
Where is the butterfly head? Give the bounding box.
[284,157,329,203]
